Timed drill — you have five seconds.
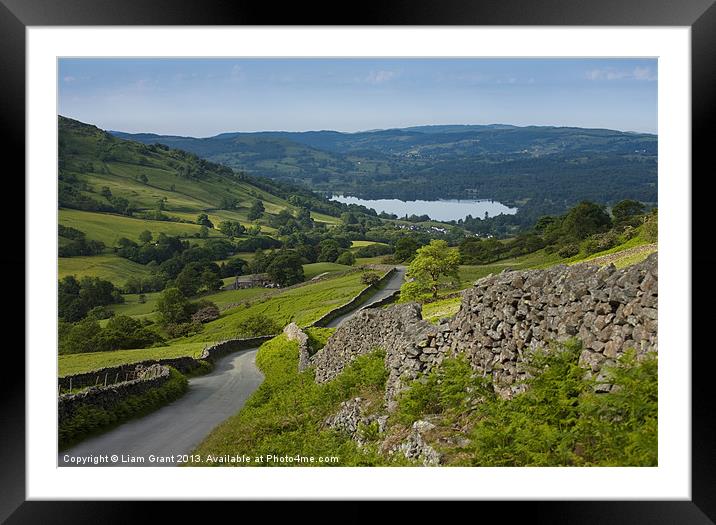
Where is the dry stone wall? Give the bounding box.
[283,323,310,371]
[58,364,170,423]
[313,253,658,407]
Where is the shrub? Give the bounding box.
[336,250,356,266]
[164,321,203,338]
[581,230,619,255]
[557,243,580,258]
[235,314,281,338]
[395,355,492,426]
[465,343,657,466]
[191,305,220,324]
[354,244,393,258]
[360,272,381,286]
[641,213,658,243]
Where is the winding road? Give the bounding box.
[326,266,406,328]
[59,266,405,467]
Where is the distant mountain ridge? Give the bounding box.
[109,123,657,223]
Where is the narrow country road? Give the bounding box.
[58,266,405,467]
[59,349,263,467]
[326,266,406,328]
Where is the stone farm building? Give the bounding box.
[232,273,277,289]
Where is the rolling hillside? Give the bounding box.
[112,125,658,209]
[58,116,349,285]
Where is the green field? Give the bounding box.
[355,256,388,266]
[59,208,220,246]
[350,240,388,249]
[303,262,352,280]
[58,342,210,376]
[197,287,275,309]
[421,296,462,324]
[58,253,153,284]
[182,270,376,342]
[455,250,563,290]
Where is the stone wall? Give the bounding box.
[283,323,310,371]
[198,336,274,361]
[58,364,170,423]
[59,336,274,392]
[58,356,199,391]
[312,253,658,407]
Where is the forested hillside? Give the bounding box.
[113,125,657,224]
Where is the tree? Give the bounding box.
[247,200,265,220]
[612,200,646,222]
[220,257,248,278]
[139,173,148,184]
[341,212,358,225]
[218,220,246,238]
[336,250,356,266]
[200,269,223,291]
[199,225,209,239]
[100,315,163,350]
[58,275,123,322]
[402,240,460,299]
[266,251,304,287]
[138,230,153,244]
[394,237,419,262]
[197,213,214,228]
[155,287,191,325]
[561,201,611,241]
[317,239,340,262]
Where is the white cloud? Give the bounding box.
[63,76,76,83]
[229,65,244,82]
[586,66,656,81]
[365,70,397,84]
[632,66,657,81]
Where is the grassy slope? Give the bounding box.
[350,240,388,249]
[303,262,352,280]
[58,253,153,283]
[58,342,209,377]
[59,208,218,246]
[182,270,376,343]
[59,269,382,375]
[58,116,340,284]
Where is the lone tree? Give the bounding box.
[155,287,191,325]
[138,230,153,244]
[196,213,214,229]
[401,239,460,300]
[611,199,646,222]
[266,251,304,287]
[247,199,265,221]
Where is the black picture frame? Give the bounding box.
[5,0,713,521]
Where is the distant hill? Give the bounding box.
[58,116,352,251]
[111,124,658,218]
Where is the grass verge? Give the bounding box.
[191,335,406,466]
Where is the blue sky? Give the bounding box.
[58,58,657,136]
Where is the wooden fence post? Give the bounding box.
[104,373,108,387]
[69,378,72,391]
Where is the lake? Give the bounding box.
[331,196,518,222]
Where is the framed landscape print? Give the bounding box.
[5,0,714,520]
